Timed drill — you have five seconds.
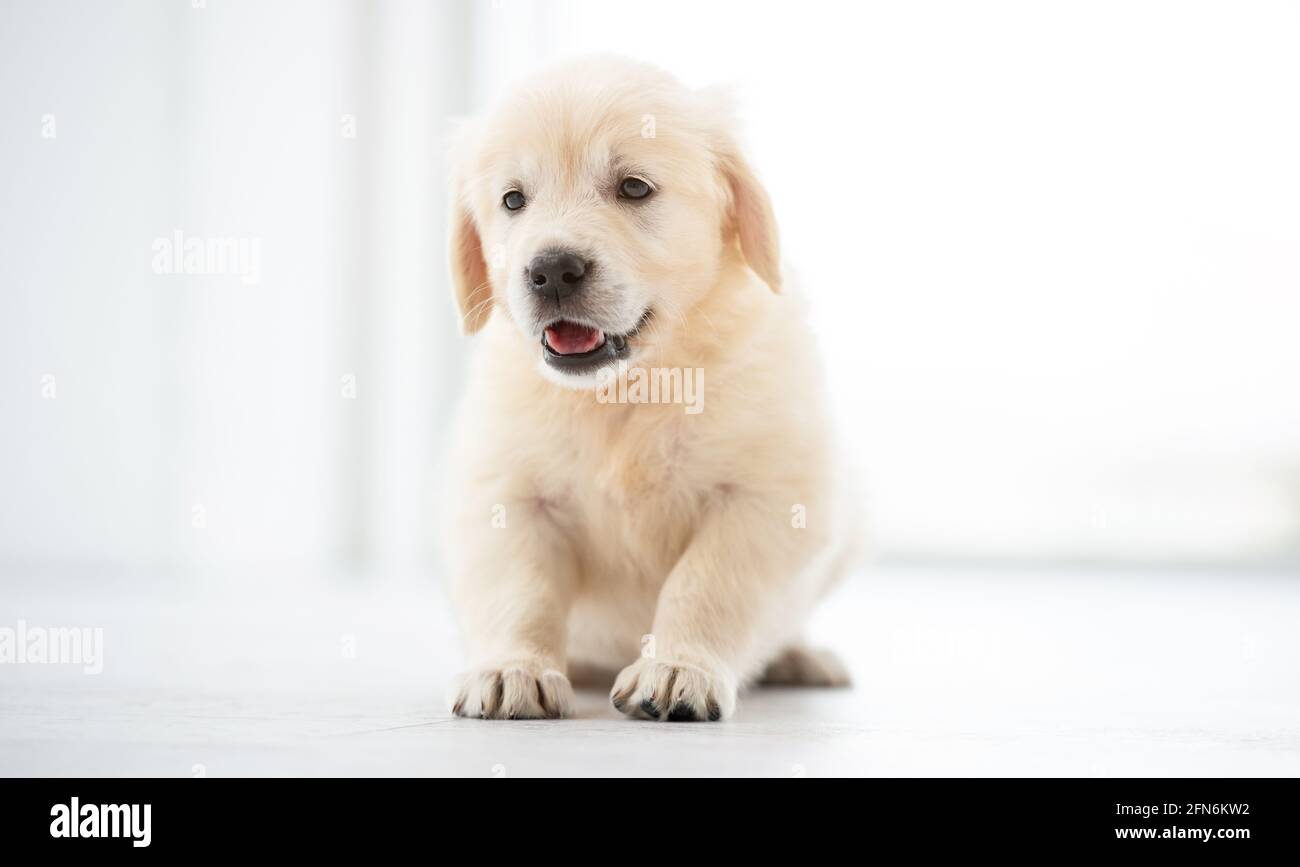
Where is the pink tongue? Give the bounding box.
[545,321,605,355]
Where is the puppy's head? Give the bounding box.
[448,55,779,387]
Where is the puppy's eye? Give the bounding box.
[618,177,652,200]
[502,190,526,211]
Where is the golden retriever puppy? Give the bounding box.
[444,55,856,721]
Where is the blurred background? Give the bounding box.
[3,0,1299,584]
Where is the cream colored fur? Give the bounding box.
[443,56,855,722]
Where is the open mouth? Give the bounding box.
[540,312,649,373]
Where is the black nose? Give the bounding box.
[527,251,587,299]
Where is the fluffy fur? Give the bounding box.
[443,56,857,721]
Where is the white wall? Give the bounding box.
[0,1,470,577]
[1,1,184,569]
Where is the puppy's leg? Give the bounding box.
[450,496,577,720]
[611,494,821,722]
[759,644,851,687]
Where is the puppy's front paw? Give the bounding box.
[452,663,574,720]
[610,657,736,722]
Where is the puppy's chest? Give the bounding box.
[545,415,705,549]
[588,418,701,507]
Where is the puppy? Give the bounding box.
[444,56,857,721]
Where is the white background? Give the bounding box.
[3,0,1299,580]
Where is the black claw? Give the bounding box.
[668,702,697,722]
[707,700,721,721]
[612,697,626,713]
[639,698,661,719]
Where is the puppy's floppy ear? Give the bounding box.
[447,132,494,335]
[719,141,781,293]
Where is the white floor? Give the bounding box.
[1,565,1298,777]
